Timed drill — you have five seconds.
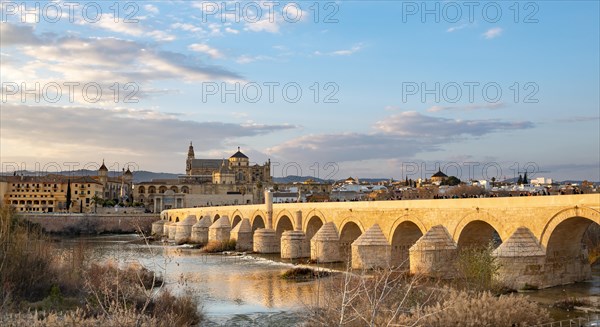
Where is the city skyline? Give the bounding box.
[1,1,599,181]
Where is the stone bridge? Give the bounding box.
[160,194,600,289]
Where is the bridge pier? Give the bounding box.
[351,224,391,269]
[190,215,212,244]
[175,215,196,244]
[209,215,231,243]
[409,225,457,278]
[493,227,546,289]
[167,221,177,241]
[281,210,310,259]
[311,222,341,263]
[543,253,591,288]
[231,218,253,251]
[253,190,279,253]
[253,229,279,253]
[151,219,165,236]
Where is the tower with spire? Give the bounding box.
[98,159,108,184]
[186,141,195,175]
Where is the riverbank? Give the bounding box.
[17,212,158,235]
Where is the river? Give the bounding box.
[54,234,600,326]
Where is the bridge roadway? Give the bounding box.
[162,194,600,289]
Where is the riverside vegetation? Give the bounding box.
[0,206,203,326]
[3,203,599,326]
[300,246,552,327]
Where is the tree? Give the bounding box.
[91,195,103,213]
[405,176,409,186]
[66,179,72,211]
[442,176,461,186]
[491,177,496,187]
[523,172,528,184]
[517,174,523,185]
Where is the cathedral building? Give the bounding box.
[135,143,272,212]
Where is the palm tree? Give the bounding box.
[91,195,104,213]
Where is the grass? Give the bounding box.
[280,267,332,281]
[201,239,236,253]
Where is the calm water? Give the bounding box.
[54,234,317,326]
[54,234,600,325]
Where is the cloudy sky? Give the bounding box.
[1,1,599,181]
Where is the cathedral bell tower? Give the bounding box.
[186,141,195,175]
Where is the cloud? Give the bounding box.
[235,54,274,64]
[483,27,503,39]
[78,13,175,41]
[374,111,532,137]
[1,23,242,93]
[0,23,42,45]
[269,111,533,163]
[1,103,297,161]
[427,102,505,112]
[315,44,363,56]
[189,43,223,59]
[225,27,239,34]
[554,116,600,123]
[447,23,469,33]
[171,22,203,33]
[144,4,159,14]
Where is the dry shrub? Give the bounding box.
[83,262,201,326]
[399,289,551,326]
[281,267,332,281]
[0,308,160,327]
[305,267,550,327]
[0,206,58,305]
[305,267,439,327]
[150,289,203,326]
[84,261,162,315]
[201,239,236,253]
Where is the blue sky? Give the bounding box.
[1,1,599,181]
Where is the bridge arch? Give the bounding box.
[389,216,426,268]
[540,207,600,285]
[275,214,294,240]
[453,211,506,247]
[231,209,243,228]
[540,206,600,249]
[275,210,296,230]
[251,213,266,232]
[339,219,364,261]
[305,215,325,241]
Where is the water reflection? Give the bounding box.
[53,234,600,324]
[53,235,317,325]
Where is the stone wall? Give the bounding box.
[18,213,159,234]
